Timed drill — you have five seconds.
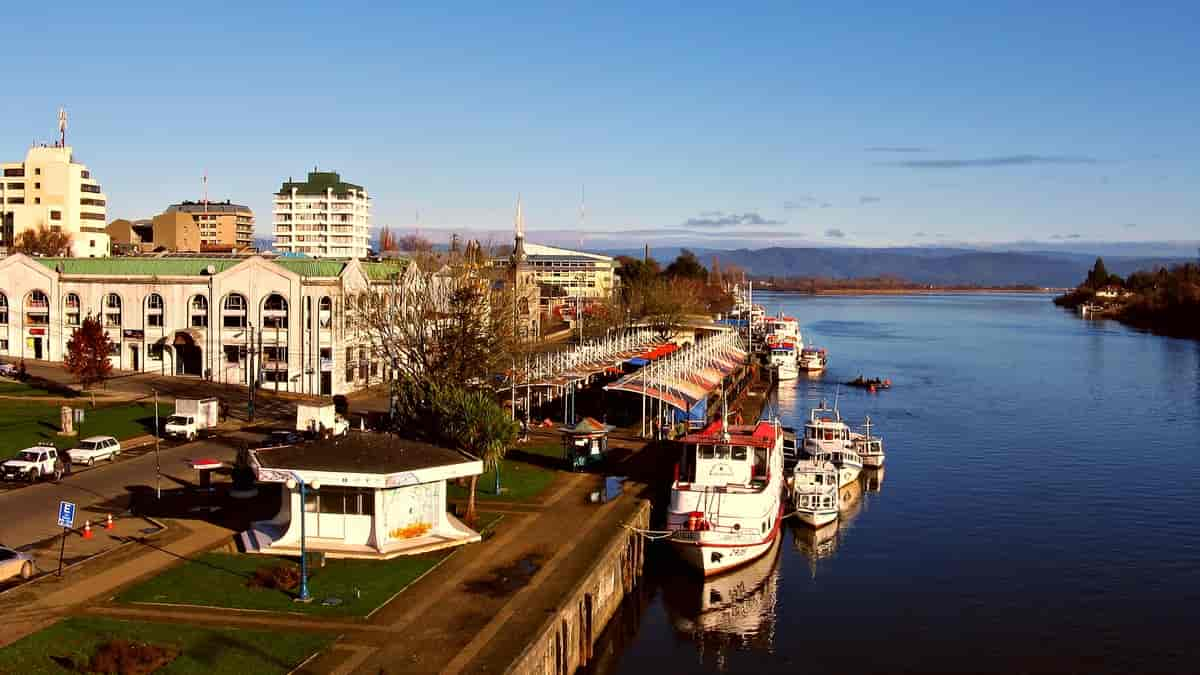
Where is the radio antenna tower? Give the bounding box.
[57,108,67,147]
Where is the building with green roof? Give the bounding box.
[273,170,372,259]
[0,253,413,397]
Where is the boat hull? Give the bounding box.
[860,454,885,468]
[838,464,862,487]
[671,530,780,576]
[793,508,838,528]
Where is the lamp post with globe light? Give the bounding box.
[285,473,320,602]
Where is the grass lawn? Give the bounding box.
[0,400,163,460]
[118,550,449,617]
[447,458,558,501]
[0,379,67,397]
[0,616,331,674]
[520,439,565,462]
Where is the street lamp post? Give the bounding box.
[286,473,320,603]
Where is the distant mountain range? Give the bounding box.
[602,246,1195,288]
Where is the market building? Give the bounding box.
[242,433,484,559]
[0,252,411,396]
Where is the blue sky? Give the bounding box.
[3,1,1197,249]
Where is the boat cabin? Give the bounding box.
[676,420,778,490]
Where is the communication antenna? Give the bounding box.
[57,107,67,147]
[202,171,209,215]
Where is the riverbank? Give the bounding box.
[760,287,1054,296]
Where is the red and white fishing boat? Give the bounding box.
[668,418,786,576]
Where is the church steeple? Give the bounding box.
[512,194,527,264]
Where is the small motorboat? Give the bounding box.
[846,375,891,391]
[798,347,827,372]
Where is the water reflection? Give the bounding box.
[661,538,782,670]
[789,474,870,573]
[863,466,885,492]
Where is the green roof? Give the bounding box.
[276,171,364,196]
[36,256,403,280]
[362,260,409,280]
[273,259,348,278]
[37,258,242,276]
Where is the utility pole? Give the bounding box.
[154,389,161,499]
[247,324,256,422]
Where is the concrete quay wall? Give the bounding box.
[507,498,651,675]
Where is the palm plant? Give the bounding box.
[442,388,518,525]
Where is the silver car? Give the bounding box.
[0,546,34,584]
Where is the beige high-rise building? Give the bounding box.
[273,171,371,258]
[1,143,110,257]
[108,201,254,253]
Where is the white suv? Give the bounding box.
[1,444,63,482]
[67,436,123,466]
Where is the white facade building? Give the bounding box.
[273,171,371,258]
[0,253,411,396]
[1,145,109,257]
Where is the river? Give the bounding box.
[587,292,1200,674]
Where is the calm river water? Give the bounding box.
[589,292,1200,674]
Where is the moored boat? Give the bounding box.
[668,419,786,576]
[789,458,839,527]
[802,403,863,487]
[767,341,799,381]
[850,416,886,467]
[798,346,827,372]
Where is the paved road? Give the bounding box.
[0,435,240,551]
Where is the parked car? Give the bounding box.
[66,436,122,466]
[0,546,34,584]
[0,363,17,377]
[1,444,63,482]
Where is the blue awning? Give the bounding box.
[626,357,649,367]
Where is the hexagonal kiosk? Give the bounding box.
[242,433,483,559]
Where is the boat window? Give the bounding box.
[699,444,714,459]
[731,446,748,461]
[824,429,834,441]
[823,497,832,507]
[715,445,729,459]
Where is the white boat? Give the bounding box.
[801,403,851,456]
[768,342,799,381]
[763,314,802,350]
[668,419,786,576]
[850,416,886,467]
[798,346,827,372]
[802,404,863,487]
[789,458,839,527]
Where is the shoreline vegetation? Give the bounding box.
[1053,257,1200,340]
[749,275,1047,296]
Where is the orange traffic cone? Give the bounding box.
[82,520,93,539]
[105,513,114,530]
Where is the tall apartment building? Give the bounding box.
[273,171,371,258]
[166,201,255,250]
[1,144,109,257]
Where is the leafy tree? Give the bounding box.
[14,225,72,257]
[1085,257,1110,289]
[442,388,518,524]
[614,256,660,284]
[64,316,114,400]
[664,249,708,281]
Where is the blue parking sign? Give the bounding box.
[57,501,76,529]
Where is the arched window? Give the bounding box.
[145,293,164,328]
[65,293,81,326]
[318,296,332,329]
[223,293,247,328]
[104,293,122,328]
[24,290,50,326]
[0,293,8,325]
[262,293,288,330]
[190,295,208,328]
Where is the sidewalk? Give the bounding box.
[0,517,235,649]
